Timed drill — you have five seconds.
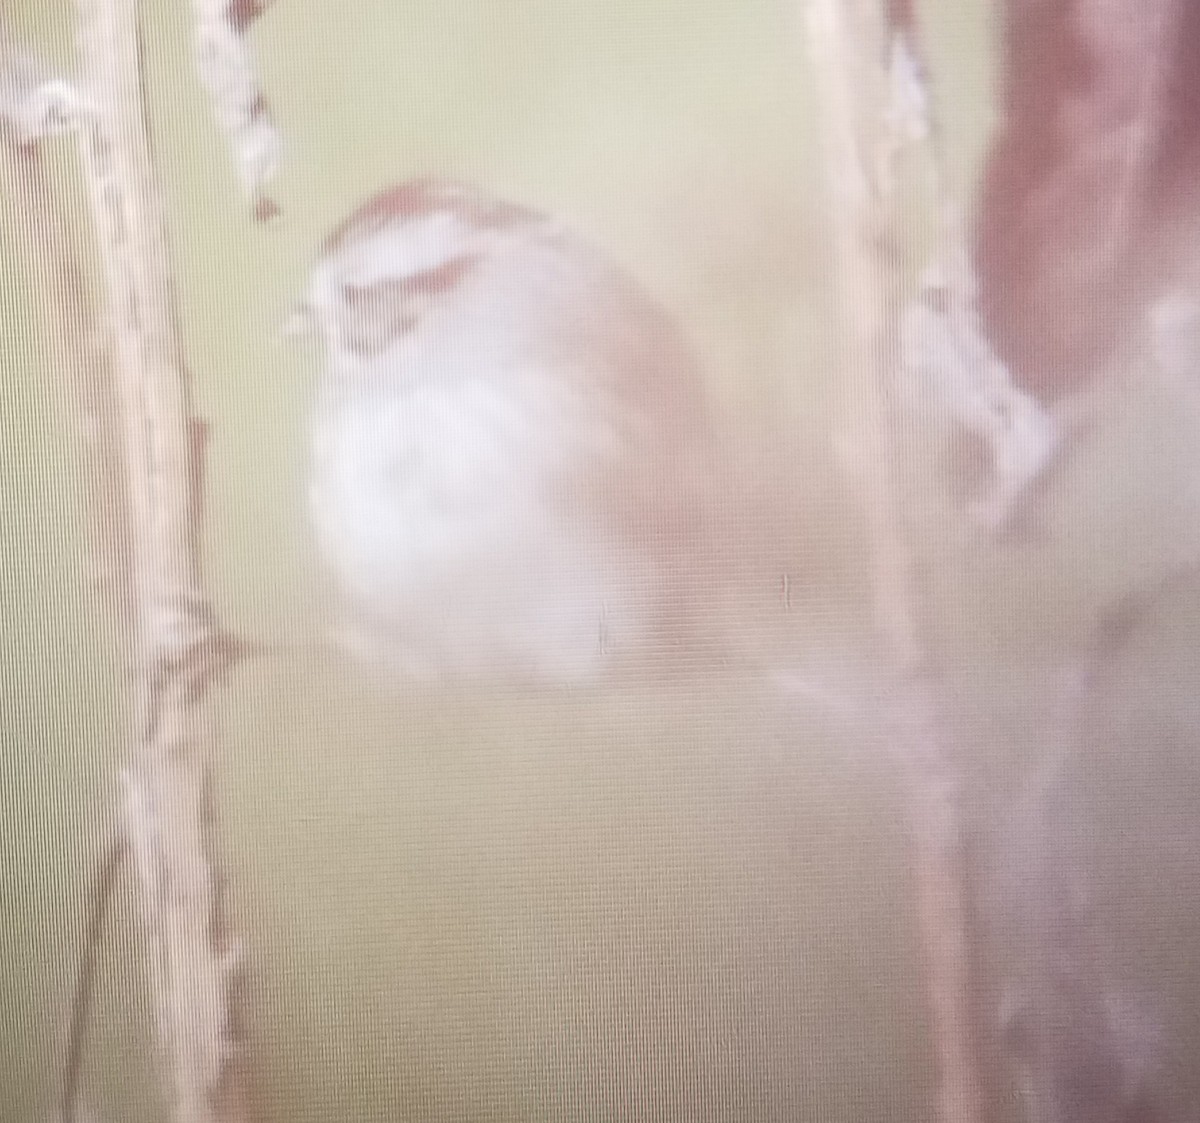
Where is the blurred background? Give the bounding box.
[6,2,1200,1121]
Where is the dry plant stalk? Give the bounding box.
[190,0,280,216]
[1,45,131,1117]
[54,0,258,1119]
[0,32,131,620]
[803,2,984,1121]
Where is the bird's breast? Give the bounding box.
[306,362,658,679]
[310,371,555,578]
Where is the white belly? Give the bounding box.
[308,372,654,680]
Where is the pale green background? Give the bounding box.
[6,3,1200,1122]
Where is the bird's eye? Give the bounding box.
[339,278,415,357]
[343,280,403,316]
[337,255,480,358]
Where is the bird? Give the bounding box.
[291,177,767,684]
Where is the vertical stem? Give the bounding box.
[0,139,133,624]
[72,1,254,1120]
[803,2,984,1120]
